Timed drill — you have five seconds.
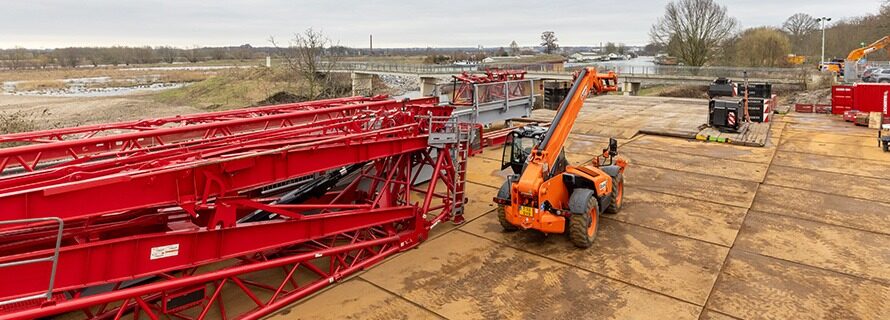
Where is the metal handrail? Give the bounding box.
[0,217,64,306]
[323,61,810,82]
[420,115,471,217]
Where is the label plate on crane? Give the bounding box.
[519,206,535,217]
[150,244,180,260]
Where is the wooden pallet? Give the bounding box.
[696,121,772,147]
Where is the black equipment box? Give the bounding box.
[746,98,766,122]
[709,98,743,132]
[738,82,772,99]
[708,78,737,98]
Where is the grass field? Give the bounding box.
[150,67,354,110]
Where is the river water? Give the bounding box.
[566,56,656,68]
[1,76,187,97]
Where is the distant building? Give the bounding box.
[482,56,523,63]
[569,52,604,63]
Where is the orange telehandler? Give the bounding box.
[493,67,624,248]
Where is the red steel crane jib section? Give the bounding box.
[0,96,467,320]
[451,69,528,105]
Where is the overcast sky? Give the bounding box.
[0,0,884,49]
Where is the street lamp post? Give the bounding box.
[817,17,832,64]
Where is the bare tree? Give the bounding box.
[8,47,28,70]
[54,48,81,68]
[509,41,520,56]
[271,28,344,99]
[540,31,559,54]
[35,53,53,69]
[650,0,738,66]
[208,48,228,60]
[157,46,179,64]
[783,13,819,54]
[184,46,201,63]
[232,44,254,61]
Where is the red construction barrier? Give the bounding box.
[795,104,815,113]
[831,85,854,114]
[815,104,833,114]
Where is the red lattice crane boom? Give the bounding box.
[0,95,469,320]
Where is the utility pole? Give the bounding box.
[369,34,373,56]
[817,17,832,63]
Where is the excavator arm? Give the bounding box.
[847,36,890,61]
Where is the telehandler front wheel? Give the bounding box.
[497,180,518,231]
[497,206,518,231]
[568,188,599,248]
[605,173,624,214]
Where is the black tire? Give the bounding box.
[883,141,889,152]
[568,188,599,248]
[881,79,890,83]
[605,174,624,214]
[497,180,518,231]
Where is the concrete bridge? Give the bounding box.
[325,62,815,96]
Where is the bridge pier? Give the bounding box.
[351,72,374,96]
[531,79,545,108]
[420,76,438,97]
[622,82,641,96]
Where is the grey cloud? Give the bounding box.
[0,0,882,49]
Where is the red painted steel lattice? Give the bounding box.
[451,69,528,105]
[0,95,467,319]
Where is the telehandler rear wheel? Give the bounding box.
[568,188,599,248]
[605,173,624,214]
[497,180,518,231]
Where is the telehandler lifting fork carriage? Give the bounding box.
[493,67,626,248]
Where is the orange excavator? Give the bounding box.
[493,67,624,248]
[820,35,890,77]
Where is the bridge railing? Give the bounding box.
[324,62,479,74]
[325,61,810,82]
[564,64,811,80]
[480,63,565,73]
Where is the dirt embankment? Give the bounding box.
[781,88,831,105]
[0,94,204,132]
[152,68,354,110]
[639,85,710,99]
[640,84,824,105]
[0,67,374,134]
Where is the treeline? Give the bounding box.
[724,7,890,66]
[820,7,890,60]
[651,0,890,67]
[0,42,527,70]
[0,45,259,69]
[0,44,383,70]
